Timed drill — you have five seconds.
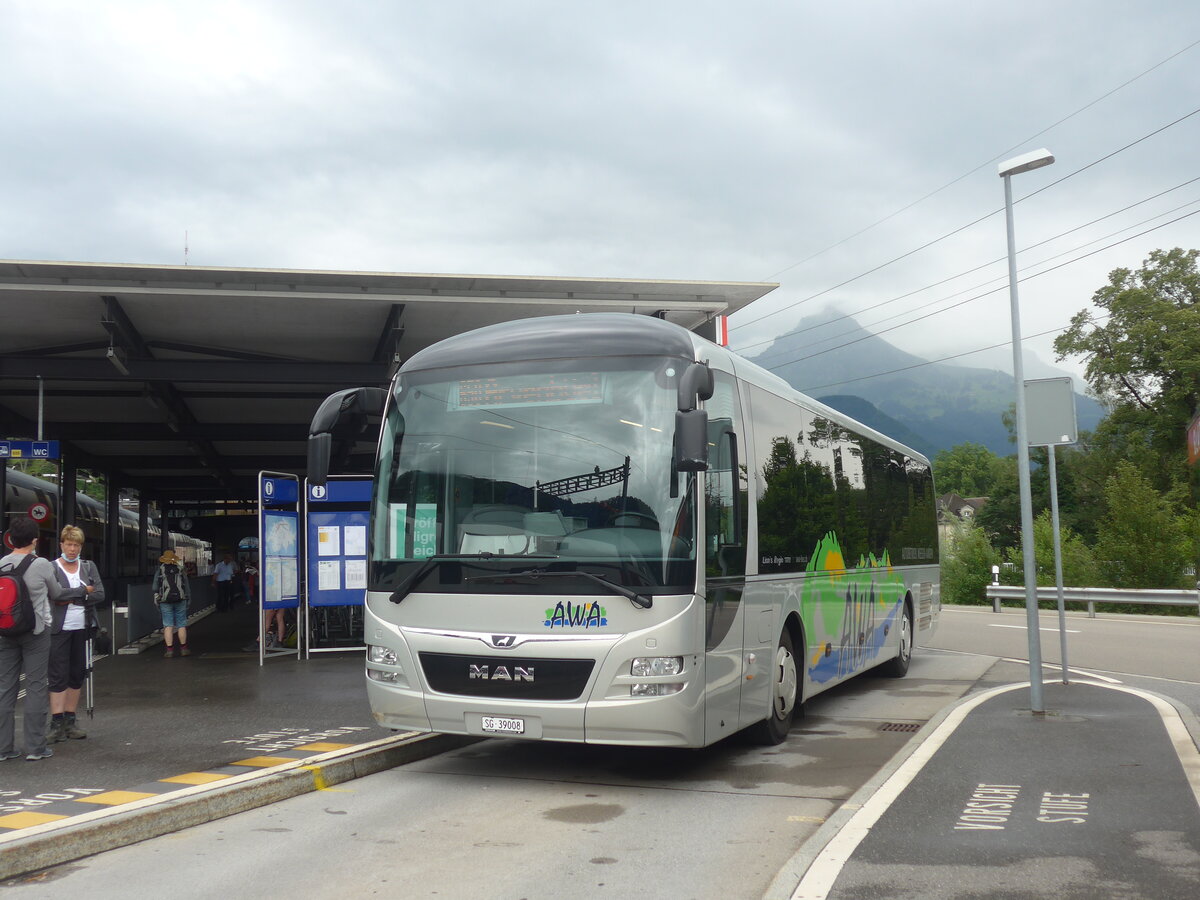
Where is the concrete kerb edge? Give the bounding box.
[760,681,1011,900]
[0,731,479,882]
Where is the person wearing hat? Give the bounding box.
[152,550,192,658]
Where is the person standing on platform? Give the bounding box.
[153,550,192,657]
[212,552,238,613]
[48,525,104,742]
[0,517,64,761]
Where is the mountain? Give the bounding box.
[740,312,1103,459]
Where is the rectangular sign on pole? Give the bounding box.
[1025,377,1078,447]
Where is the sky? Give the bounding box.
[3,1,1199,393]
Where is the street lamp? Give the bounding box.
[999,147,1054,713]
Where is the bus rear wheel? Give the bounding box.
[749,628,799,745]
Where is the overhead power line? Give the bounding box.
[737,103,1200,335]
[759,36,1200,283]
[748,186,1200,365]
[759,206,1200,374]
[737,175,1200,360]
[794,317,1107,395]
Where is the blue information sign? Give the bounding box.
[0,440,61,460]
[305,477,371,608]
[261,477,299,506]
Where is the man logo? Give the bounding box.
[491,635,517,648]
[469,664,534,682]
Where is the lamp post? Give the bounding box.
[999,147,1055,714]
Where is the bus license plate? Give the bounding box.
[481,716,525,735]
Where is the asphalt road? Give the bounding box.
[927,604,1200,718]
[1,653,996,899]
[5,605,1197,899]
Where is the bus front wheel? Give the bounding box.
[749,628,799,745]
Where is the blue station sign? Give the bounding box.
[0,440,61,460]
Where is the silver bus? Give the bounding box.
[308,313,939,747]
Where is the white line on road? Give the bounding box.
[787,681,1200,900]
[988,623,1081,633]
[996,657,1124,684]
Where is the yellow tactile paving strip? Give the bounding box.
[0,811,70,829]
[74,790,159,806]
[160,772,234,786]
[0,740,363,835]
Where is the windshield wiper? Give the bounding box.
[466,567,652,609]
[389,553,559,604]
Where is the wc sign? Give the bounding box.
[0,440,61,460]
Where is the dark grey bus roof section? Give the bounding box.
[401,313,699,373]
[0,259,775,502]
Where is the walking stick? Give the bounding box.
[84,637,95,719]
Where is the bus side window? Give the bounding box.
[705,426,745,578]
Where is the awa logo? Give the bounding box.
[543,600,607,629]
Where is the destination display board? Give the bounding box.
[451,373,604,409]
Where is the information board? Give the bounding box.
[259,473,300,611]
[305,477,371,607]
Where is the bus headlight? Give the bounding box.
[368,645,398,666]
[368,669,400,684]
[631,656,683,677]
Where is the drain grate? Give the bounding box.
[878,722,921,733]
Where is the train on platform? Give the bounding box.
[2,467,211,578]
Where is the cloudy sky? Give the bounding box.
[4,1,1199,390]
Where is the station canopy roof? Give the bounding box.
[0,259,775,504]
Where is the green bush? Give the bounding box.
[941,521,999,605]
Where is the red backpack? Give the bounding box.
[0,556,38,637]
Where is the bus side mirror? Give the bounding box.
[675,408,709,472]
[677,362,714,411]
[308,432,332,486]
[308,387,388,485]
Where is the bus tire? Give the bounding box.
[749,628,799,745]
[880,601,913,678]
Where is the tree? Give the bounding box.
[1094,461,1196,589]
[940,520,999,605]
[1001,510,1100,588]
[933,443,1006,498]
[1054,248,1200,497]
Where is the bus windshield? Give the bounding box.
[370,355,697,596]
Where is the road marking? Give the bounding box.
[988,624,1081,633]
[998,658,1124,684]
[161,772,233,786]
[789,681,1200,900]
[232,755,302,767]
[0,812,69,829]
[74,790,158,806]
[791,683,1025,900]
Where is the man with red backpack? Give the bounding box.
[0,517,66,761]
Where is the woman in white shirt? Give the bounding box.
[48,525,104,743]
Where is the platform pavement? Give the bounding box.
[770,675,1200,900]
[0,599,476,879]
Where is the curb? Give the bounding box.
[0,731,478,881]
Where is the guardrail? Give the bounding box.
[985,584,1200,617]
